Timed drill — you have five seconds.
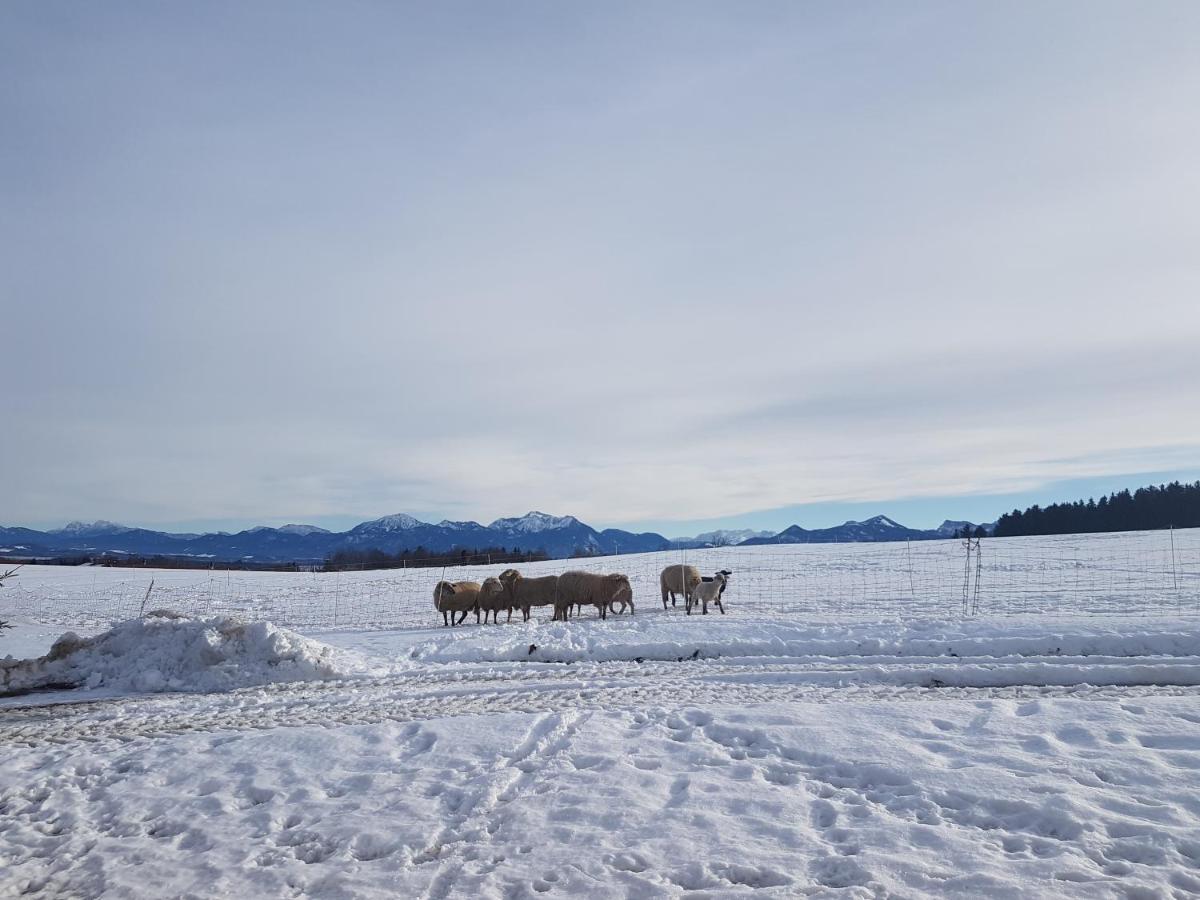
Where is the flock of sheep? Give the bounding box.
[433,564,733,626]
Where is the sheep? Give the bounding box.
[687,570,731,615]
[477,576,513,624]
[433,580,482,626]
[498,568,561,622]
[554,571,634,620]
[660,564,702,609]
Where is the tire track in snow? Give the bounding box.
[2,661,1198,748]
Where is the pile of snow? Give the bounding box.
[1,612,380,695]
[407,615,1200,667]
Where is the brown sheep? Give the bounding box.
[477,576,513,624]
[498,568,561,622]
[433,580,482,626]
[660,564,701,609]
[554,571,634,620]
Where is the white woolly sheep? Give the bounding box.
[555,571,634,620]
[498,568,561,622]
[477,577,513,624]
[660,564,702,609]
[687,570,731,615]
[433,580,482,626]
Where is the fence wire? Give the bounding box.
[3,529,1199,630]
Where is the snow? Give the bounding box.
[4,527,1197,631]
[1,613,380,695]
[2,530,1200,896]
[2,670,1199,897]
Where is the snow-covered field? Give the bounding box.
[3,532,1200,897]
[4,527,1198,630]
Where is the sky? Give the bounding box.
[3,1,1199,537]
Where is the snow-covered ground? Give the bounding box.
[3,533,1200,897]
[3,527,1198,630]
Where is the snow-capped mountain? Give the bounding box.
[275,524,331,536]
[671,529,775,548]
[488,512,582,535]
[741,515,949,545]
[352,513,424,533]
[935,520,995,537]
[0,511,994,563]
[50,520,134,537]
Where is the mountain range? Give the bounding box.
[739,515,987,544]
[0,512,993,563]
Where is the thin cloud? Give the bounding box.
[2,3,1199,530]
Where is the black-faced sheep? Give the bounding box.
[498,568,561,622]
[687,570,731,615]
[555,571,634,620]
[433,580,482,626]
[660,564,702,609]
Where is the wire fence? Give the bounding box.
[3,528,1199,630]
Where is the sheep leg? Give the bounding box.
[717,600,725,615]
[442,610,449,627]
[457,609,470,625]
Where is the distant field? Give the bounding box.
[3,528,1197,630]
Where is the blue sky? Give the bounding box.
[3,2,1199,536]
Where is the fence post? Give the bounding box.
[138,579,155,618]
[1170,525,1179,593]
[906,539,915,603]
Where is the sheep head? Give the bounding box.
[607,574,633,607]
[498,568,521,595]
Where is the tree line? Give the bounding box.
[4,546,553,573]
[993,481,1200,537]
[322,545,549,572]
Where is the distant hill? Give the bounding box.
[0,512,673,563]
[669,529,775,549]
[740,516,992,546]
[0,511,999,563]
